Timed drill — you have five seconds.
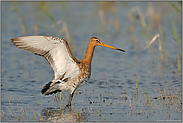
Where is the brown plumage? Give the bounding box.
[11,36,125,107]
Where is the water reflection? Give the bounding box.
[41,106,89,122]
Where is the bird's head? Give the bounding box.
[89,37,125,52]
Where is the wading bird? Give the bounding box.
[11,36,125,107]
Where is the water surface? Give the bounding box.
[1,1,182,122]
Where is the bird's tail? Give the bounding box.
[41,81,62,95]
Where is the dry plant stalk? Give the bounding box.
[21,23,27,36]
[62,22,70,44]
[34,24,38,36]
[39,114,42,122]
[34,107,36,121]
[177,56,180,75]
[18,104,24,113]
[90,107,93,114]
[143,33,160,50]
[24,99,30,112]
[98,2,120,32]
[6,106,13,117]
[141,88,148,103]
[129,7,147,27]
[128,96,136,112]
[55,20,71,44]
[8,100,17,116]
[99,9,106,27]
[1,110,6,116]
[98,110,101,116]
[143,33,165,64]
[87,82,94,91]
[23,106,26,115]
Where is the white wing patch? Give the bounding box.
[11,36,80,81]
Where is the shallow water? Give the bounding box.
[1,1,182,122]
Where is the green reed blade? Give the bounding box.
[135,74,138,91]
[40,3,62,37]
[171,20,182,56]
[171,2,181,13]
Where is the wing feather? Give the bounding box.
[11,36,80,81]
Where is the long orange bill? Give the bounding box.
[100,42,125,52]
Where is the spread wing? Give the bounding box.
[11,36,80,82]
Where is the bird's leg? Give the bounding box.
[66,92,74,107]
[66,94,72,107]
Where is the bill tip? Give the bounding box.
[118,49,125,52]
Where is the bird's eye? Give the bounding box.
[96,39,100,43]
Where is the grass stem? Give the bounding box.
[171,20,182,56]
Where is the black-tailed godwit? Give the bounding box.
[11,36,125,107]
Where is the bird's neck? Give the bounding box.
[81,42,95,65]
